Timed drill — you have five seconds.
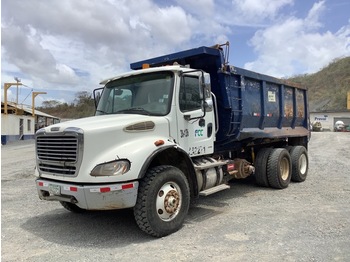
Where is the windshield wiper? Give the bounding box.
[95,109,110,115]
[116,107,151,115]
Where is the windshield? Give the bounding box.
[96,72,174,116]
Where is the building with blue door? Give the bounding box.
[1,102,59,145]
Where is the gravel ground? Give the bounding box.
[1,132,350,262]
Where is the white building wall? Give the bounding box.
[310,111,350,131]
[1,114,35,143]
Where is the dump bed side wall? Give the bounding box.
[214,66,309,151]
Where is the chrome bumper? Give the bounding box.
[36,178,139,210]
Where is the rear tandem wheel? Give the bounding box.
[267,148,292,189]
[254,148,273,187]
[289,146,309,182]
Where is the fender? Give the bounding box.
[80,135,176,183]
[138,144,199,197]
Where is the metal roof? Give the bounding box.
[2,102,59,119]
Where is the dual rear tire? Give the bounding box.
[267,148,292,189]
[255,146,308,189]
[289,146,308,182]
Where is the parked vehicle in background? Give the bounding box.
[312,121,323,132]
[34,42,310,237]
[334,120,346,132]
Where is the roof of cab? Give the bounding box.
[99,65,192,85]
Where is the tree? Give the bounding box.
[37,91,96,119]
[74,91,95,117]
[74,91,94,106]
[41,100,62,108]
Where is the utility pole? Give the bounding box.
[3,82,23,115]
[32,92,47,117]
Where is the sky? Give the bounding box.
[1,0,350,107]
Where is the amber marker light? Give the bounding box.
[154,140,165,146]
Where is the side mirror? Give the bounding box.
[199,74,205,100]
[93,87,104,108]
[204,100,213,112]
[200,72,212,112]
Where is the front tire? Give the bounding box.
[60,201,86,213]
[134,165,190,237]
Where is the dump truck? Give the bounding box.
[35,43,310,237]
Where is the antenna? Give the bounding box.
[14,77,22,105]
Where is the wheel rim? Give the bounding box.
[280,157,290,181]
[156,182,182,221]
[299,154,308,174]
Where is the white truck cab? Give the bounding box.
[35,65,222,237]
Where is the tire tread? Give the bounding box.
[290,146,308,182]
[267,148,291,189]
[134,165,190,237]
[255,148,273,187]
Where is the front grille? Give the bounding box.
[37,136,78,162]
[39,163,76,175]
[36,133,83,176]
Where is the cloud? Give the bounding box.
[232,0,293,21]
[174,0,215,17]
[216,0,293,27]
[1,0,202,90]
[1,25,80,86]
[245,1,350,77]
[2,26,56,75]
[141,5,192,45]
[1,0,233,100]
[304,0,325,30]
[1,0,350,107]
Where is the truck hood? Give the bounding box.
[41,114,168,134]
[36,114,172,183]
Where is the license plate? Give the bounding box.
[49,184,61,195]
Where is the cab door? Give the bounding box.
[176,72,215,156]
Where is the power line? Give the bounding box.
[21,88,34,104]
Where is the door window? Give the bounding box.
[179,76,201,112]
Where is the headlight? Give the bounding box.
[90,160,130,176]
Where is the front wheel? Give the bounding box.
[134,165,190,237]
[60,201,86,213]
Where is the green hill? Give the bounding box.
[288,56,350,112]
